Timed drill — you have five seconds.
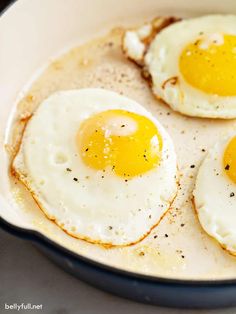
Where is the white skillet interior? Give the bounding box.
[1,0,236,280]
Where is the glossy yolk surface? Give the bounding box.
[179,34,236,96]
[77,109,163,178]
[224,136,236,183]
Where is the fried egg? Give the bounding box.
[123,15,236,118]
[12,88,178,246]
[194,135,236,255]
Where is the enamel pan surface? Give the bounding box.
[1,0,236,309]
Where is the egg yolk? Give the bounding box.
[77,109,163,178]
[223,136,236,183]
[179,34,236,96]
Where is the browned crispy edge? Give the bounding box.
[192,196,236,258]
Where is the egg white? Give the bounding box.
[13,88,178,246]
[124,15,236,118]
[193,135,236,255]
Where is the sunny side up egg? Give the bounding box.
[12,89,178,246]
[194,135,236,255]
[123,15,236,118]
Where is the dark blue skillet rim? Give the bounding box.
[2,215,236,287]
[1,0,236,288]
